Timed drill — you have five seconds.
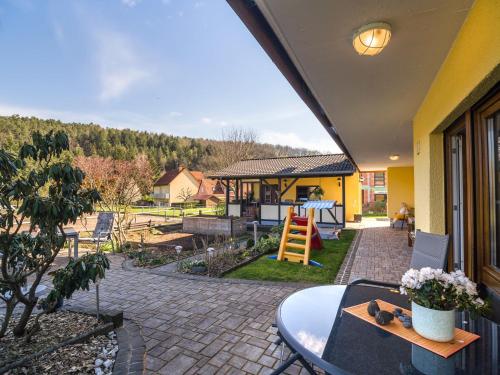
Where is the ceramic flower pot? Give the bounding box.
[412,301,455,342]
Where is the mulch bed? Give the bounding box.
[0,311,113,374]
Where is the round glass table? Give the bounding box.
[275,282,498,375]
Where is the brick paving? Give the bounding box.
[57,225,411,374]
[348,226,412,284]
[64,256,305,375]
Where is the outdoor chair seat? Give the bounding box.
[410,231,449,270]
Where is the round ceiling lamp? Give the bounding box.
[389,154,400,161]
[353,22,391,56]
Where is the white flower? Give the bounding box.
[474,297,484,306]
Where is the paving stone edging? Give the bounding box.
[113,319,146,375]
[0,322,114,373]
[334,229,362,285]
[122,258,318,289]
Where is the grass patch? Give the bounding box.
[224,229,356,284]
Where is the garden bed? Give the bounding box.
[179,234,280,277]
[0,311,117,374]
[224,230,356,283]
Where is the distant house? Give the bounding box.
[190,178,228,207]
[153,167,203,205]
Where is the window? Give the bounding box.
[296,186,317,202]
[474,89,500,292]
[374,172,385,186]
[374,194,386,202]
[262,184,279,204]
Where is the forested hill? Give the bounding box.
[0,115,315,174]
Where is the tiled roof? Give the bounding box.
[190,171,204,182]
[154,168,205,187]
[153,169,181,186]
[209,154,355,179]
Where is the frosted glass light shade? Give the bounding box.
[353,22,391,56]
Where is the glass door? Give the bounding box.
[451,134,465,270]
[486,111,499,270]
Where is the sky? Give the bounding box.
[0,0,341,153]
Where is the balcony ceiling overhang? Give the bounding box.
[233,0,472,170]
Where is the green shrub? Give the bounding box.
[254,235,280,254]
[246,238,255,248]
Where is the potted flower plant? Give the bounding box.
[400,267,486,342]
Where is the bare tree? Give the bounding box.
[177,187,194,202]
[206,127,258,170]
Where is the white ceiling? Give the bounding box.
[255,0,472,170]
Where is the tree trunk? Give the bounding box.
[0,298,17,338]
[12,300,37,337]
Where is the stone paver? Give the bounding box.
[348,226,412,284]
[56,224,411,374]
[64,255,300,374]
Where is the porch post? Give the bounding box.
[342,175,346,228]
[259,178,263,224]
[225,178,229,216]
[239,179,243,216]
[278,177,282,222]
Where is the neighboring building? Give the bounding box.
[210,154,362,226]
[361,171,387,215]
[228,0,499,293]
[153,167,203,205]
[190,178,228,207]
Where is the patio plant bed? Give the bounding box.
[0,311,117,374]
[224,229,356,283]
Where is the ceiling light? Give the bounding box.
[389,154,400,161]
[353,22,391,56]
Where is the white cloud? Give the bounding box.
[122,0,141,7]
[219,121,228,126]
[201,117,212,124]
[169,111,182,117]
[260,130,341,153]
[94,30,151,101]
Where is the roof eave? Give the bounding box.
[208,170,355,179]
[226,0,359,172]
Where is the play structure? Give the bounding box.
[276,206,323,266]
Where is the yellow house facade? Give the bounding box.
[228,0,500,293]
[153,167,202,205]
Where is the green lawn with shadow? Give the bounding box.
[224,229,356,284]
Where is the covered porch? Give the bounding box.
[210,154,361,227]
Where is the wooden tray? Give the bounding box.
[343,299,480,358]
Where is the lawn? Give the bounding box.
[224,229,356,284]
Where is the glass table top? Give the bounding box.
[277,284,499,375]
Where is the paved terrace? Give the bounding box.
[56,222,412,374]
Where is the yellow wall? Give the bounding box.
[262,174,361,221]
[169,169,200,204]
[412,0,500,233]
[155,169,200,204]
[387,167,414,217]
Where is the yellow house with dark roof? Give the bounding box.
[210,154,362,225]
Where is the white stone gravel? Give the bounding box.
[94,331,118,374]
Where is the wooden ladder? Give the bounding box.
[277,206,314,266]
